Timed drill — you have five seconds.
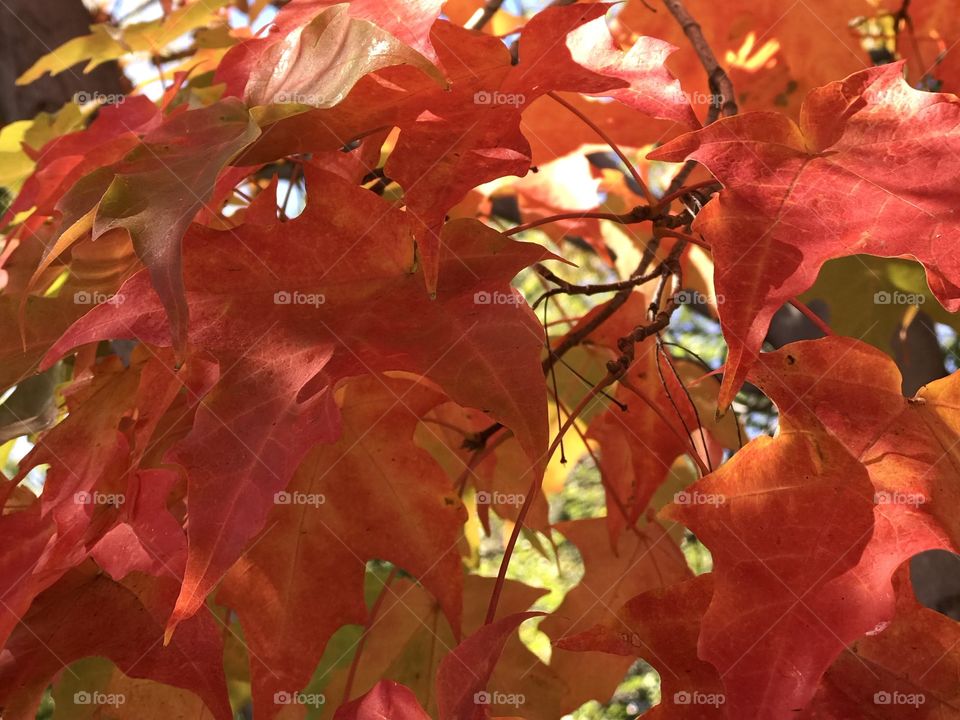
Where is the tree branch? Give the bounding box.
[468,0,505,31]
[661,0,738,118]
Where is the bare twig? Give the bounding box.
[548,91,657,207]
[468,0,506,31]
[504,208,650,237]
[532,263,663,309]
[659,0,737,196]
[342,567,398,704]
[661,0,737,118]
[485,374,615,624]
[788,298,834,336]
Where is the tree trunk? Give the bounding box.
[0,0,125,123]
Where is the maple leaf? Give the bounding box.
[749,337,958,552]
[217,375,467,719]
[319,574,562,717]
[89,469,187,581]
[0,97,160,229]
[650,62,960,406]
[540,517,691,713]
[661,337,959,717]
[334,680,431,720]
[217,0,446,108]
[805,565,960,718]
[43,167,551,640]
[16,0,233,85]
[0,565,231,720]
[44,99,260,354]
[563,12,699,129]
[50,656,218,720]
[0,349,204,652]
[661,412,874,715]
[555,574,722,720]
[436,611,542,720]
[387,3,691,294]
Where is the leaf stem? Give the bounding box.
[484,375,615,624]
[547,91,657,207]
[655,227,710,250]
[788,298,834,336]
[342,567,398,704]
[504,210,638,237]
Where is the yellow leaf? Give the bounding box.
[17,0,232,85]
[0,104,83,192]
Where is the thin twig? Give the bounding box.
[618,377,710,476]
[342,568,398,704]
[485,375,615,624]
[468,0,505,30]
[504,209,649,237]
[661,0,738,118]
[532,263,662,309]
[548,91,657,207]
[788,298,834,336]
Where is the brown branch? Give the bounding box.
[464,234,682,454]
[468,0,505,31]
[659,0,737,195]
[548,91,657,206]
[485,374,615,624]
[504,208,650,236]
[661,0,737,118]
[532,263,664,309]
